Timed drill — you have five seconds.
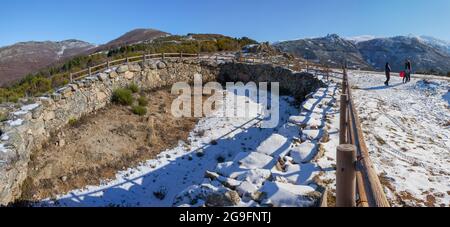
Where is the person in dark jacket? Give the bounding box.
[404,59,412,83]
[384,62,391,86]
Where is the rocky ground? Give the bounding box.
[19,89,198,202]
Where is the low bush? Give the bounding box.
[132,105,147,116]
[137,96,148,106]
[68,117,78,127]
[0,112,8,122]
[128,83,139,93]
[112,88,133,106]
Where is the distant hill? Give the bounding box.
[0,40,94,86]
[93,28,170,52]
[357,36,450,73]
[0,28,171,86]
[274,34,450,74]
[273,34,373,70]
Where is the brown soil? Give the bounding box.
[20,88,202,201]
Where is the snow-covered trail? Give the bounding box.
[349,70,450,207]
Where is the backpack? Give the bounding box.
[400,71,405,78]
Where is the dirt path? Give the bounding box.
[20,89,198,202]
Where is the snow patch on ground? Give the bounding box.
[349,70,450,207]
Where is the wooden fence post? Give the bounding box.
[306,60,309,73]
[339,94,348,144]
[142,53,146,62]
[126,57,129,64]
[180,52,183,60]
[88,67,92,76]
[162,52,165,60]
[107,61,110,69]
[69,73,73,83]
[336,144,356,207]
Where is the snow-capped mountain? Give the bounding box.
[418,35,450,55]
[0,40,95,86]
[347,35,377,44]
[273,34,372,69]
[274,34,450,74]
[357,36,450,73]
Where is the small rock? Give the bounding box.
[225,191,241,205]
[153,186,168,200]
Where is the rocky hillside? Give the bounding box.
[273,34,372,70]
[357,36,450,73]
[275,34,450,74]
[0,40,94,86]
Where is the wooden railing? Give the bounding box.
[337,67,390,207]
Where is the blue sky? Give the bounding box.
[1,0,450,47]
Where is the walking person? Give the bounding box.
[384,62,391,86]
[405,59,412,83]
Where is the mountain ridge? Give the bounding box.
[274,34,450,74]
[0,28,170,86]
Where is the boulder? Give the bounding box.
[42,111,55,121]
[97,73,108,82]
[289,141,318,163]
[256,133,289,157]
[116,65,129,73]
[157,61,167,69]
[122,71,135,80]
[108,71,118,79]
[128,64,141,72]
[234,152,276,170]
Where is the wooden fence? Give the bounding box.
[337,67,390,207]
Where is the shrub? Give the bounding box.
[132,105,147,116]
[68,117,78,126]
[137,96,148,106]
[128,83,139,93]
[0,112,7,122]
[112,88,133,106]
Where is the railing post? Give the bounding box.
[142,53,146,62]
[180,52,183,60]
[306,59,309,73]
[88,67,92,76]
[339,94,348,144]
[336,144,357,207]
[107,61,110,69]
[126,57,129,64]
[162,52,165,60]
[69,73,73,83]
